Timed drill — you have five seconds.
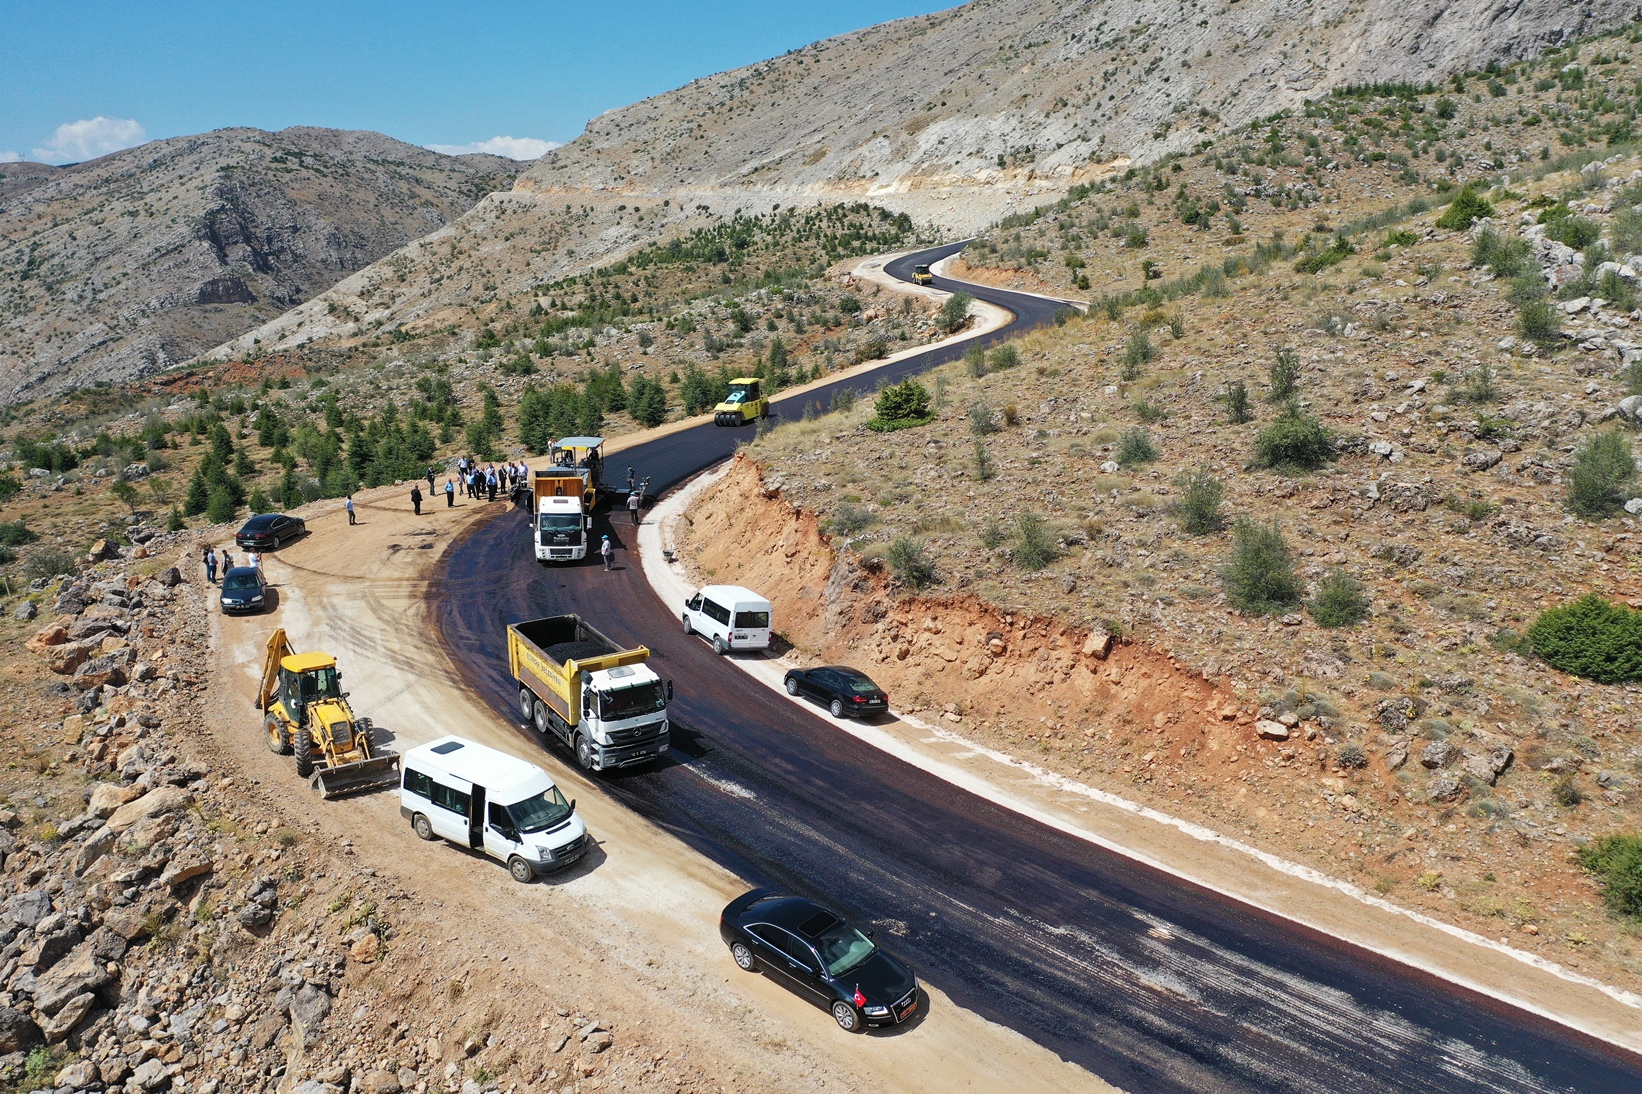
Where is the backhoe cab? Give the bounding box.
[912,264,933,285]
[259,629,399,798]
[714,378,769,426]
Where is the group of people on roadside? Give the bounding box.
[201,544,261,584]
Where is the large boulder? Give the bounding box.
[39,992,97,1043]
[30,941,115,1015]
[87,782,140,818]
[105,787,193,833]
[0,1006,43,1053]
[3,890,53,928]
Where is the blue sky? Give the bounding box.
[1,1,953,163]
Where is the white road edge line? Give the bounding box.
[630,274,1642,1053]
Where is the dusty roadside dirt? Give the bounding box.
[200,481,1113,1092]
[667,454,1642,1052]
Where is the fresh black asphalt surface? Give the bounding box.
[433,244,1642,1092]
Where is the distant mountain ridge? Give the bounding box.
[0,127,519,404]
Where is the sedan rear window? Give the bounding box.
[843,676,880,694]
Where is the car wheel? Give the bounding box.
[264,713,291,755]
[829,698,846,719]
[712,636,727,655]
[518,686,536,721]
[412,813,435,841]
[294,731,314,779]
[682,613,693,636]
[271,536,280,550]
[785,677,800,696]
[831,1001,861,1032]
[574,734,595,771]
[730,942,756,971]
[507,856,535,884]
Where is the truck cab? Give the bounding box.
[714,378,768,426]
[536,494,590,562]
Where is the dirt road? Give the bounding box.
[201,487,1110,1092]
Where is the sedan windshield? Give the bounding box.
[815,922,877,977]
[223,573,261,592]
[509,786,573,833]
[600,682,666,720]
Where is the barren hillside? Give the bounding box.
[205,0,1637,370]
[0,128,519,405]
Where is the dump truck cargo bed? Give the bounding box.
[509,614,651,727]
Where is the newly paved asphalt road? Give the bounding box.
[434,245,1642,1092]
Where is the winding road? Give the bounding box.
[433,245,1642,1092]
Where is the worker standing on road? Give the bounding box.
[345,496,356,525]
[628,490,641,525]
[626,466,636,492]
[600,535,613,571]
[411,484,423,515]
[203,547,217,584]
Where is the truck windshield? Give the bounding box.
[600,682,666,720]
[539,514,583,533]
[508,786,573,834]
[733,611,770,629]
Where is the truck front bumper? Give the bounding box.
[594,725,670,769]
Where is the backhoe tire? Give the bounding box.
[574,734,595,772]
[412,813,435,841]
[508,856,535,884]
[294,731,314,779]
[518,687,535,721]
[265,712,291,755]
[359,718,376,755]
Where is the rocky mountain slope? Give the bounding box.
[0,128,519,405]
[205,0,1638,369]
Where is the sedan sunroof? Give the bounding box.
[796,910,839,937]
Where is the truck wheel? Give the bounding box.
[712,636,727,655]
[533,700,551,735]
[829,699,846,719]
[518,687,535,721]
[507,856,536,884]
[265,713,291,755]
[412,813,435,841]
[682,613,693,635]
[574,734,595,772]
[294,731,315,778]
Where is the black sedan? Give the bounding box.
[783,666,889,719]
[219,566,267,614]
[720,889,919,1032]
[234,512,306,550]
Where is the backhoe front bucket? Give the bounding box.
[310,753,401,799]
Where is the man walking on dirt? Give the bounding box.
[345,496,356,525]
[411,484,423,516]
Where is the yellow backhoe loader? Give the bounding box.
[258,629,399,798]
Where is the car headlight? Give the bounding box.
[534,845,554,860]
[250,596,264,603]
[863,1005,889,1017]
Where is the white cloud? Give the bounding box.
[426,135,559,161]
[30,117,148,164]
[0,151,23,163]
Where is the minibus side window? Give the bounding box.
[429,780,470,818]
[403,769,435,799]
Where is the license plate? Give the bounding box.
[897,999,918,1020]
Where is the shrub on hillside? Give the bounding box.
[1309,569,1370,627]
[968,403,998,435]
[1268,347,1301,402]
[1252,408,1333,470]
[1121,331,1156,379]
[1116,429,1158,469]
[940,292,973,333]
[866,380,933,432]
[1578,834,1642,919]
[887,537,938,589]
[1471,229,1534,277]
[1221,518,1303,615]
[1526,595,1642,683]
[1224,380,1252,424]
[1435,184,1495,230]
[1013,512,1058,572]
[1566,429,1638,519]
[1518,298,1562,347]
[1173,469,1224,534]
